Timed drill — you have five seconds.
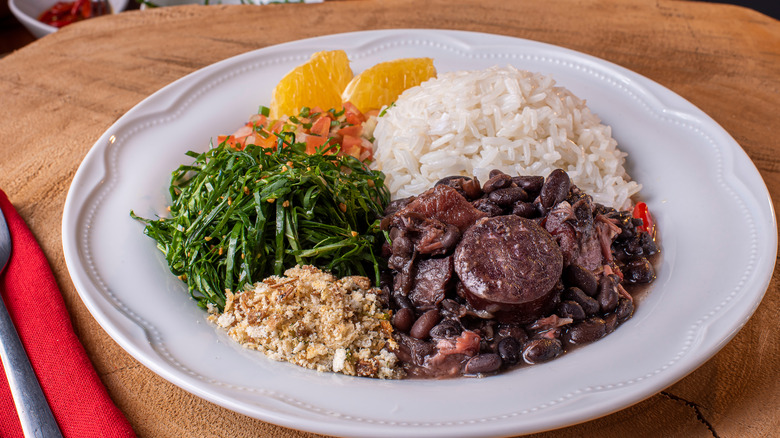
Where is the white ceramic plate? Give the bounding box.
[62,29,777,437]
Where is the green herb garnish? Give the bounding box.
[131,133,389,311]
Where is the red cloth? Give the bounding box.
[0,191,136,438]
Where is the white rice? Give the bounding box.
[370,66,640,210]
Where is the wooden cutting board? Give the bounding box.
[0,1,777,437]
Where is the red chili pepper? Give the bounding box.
[632,202,654,236]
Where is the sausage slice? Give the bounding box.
[454,215,563,323]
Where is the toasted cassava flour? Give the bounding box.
[210,265,402,379]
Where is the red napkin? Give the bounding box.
[0,190,136,438]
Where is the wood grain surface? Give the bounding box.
[0,1,778,437]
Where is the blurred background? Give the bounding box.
[1,0,778,57]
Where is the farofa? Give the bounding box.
[209,265,403,379]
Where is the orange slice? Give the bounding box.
[340,58,437,113]
[269,50,353,119]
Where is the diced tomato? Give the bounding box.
[218,104,374,160]
[247,127,272,148]
[248,114,268,128]
[218,135,246,151]
[309,115,331,137]
[303,133,329,154]
[220,115,283,151]
[343,101,366,125]
[337,124,362,137]
[341,135,364,159]
[232,124,254,139]
[269,120,285,134]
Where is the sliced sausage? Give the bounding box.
[454,215,563,323]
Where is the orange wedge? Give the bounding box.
[269,50,353,119]
[340,58,437,113]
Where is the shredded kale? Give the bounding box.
[131,133,389,311]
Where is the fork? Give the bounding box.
[0,208,63,437]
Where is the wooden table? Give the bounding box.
[0,1,777,436]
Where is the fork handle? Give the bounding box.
[0,295,63,438]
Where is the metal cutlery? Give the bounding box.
[0,208,63,438]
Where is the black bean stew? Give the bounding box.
[380,169,658,378]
